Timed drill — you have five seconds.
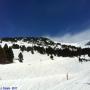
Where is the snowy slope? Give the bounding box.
[0,39,90,90]
[0,56,90,90]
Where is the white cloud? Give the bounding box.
[45,29,90,43]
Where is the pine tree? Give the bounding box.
[0,46,7,64]
[31,48,34,54]
[20,45,26,52]
[4,44,14,63]
[50,55,54,60]
[18,52,23,63]
[8,47,14,63]
[4,44,8,51]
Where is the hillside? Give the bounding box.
[0,37,90,90]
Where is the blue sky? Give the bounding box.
[0,0,90,37]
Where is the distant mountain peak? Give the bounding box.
[85,41,90,46]
[0,37,55,46]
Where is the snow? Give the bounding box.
[0,41,90,90]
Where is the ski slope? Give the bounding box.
[0,53,90,90]
[0,41,90,90]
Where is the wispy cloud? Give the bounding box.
[46,30,90,43]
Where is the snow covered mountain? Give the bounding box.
[0,37,90,90]
[85,41,90,46]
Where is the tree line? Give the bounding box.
[12,44,90,60]
[0,43,90,64]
